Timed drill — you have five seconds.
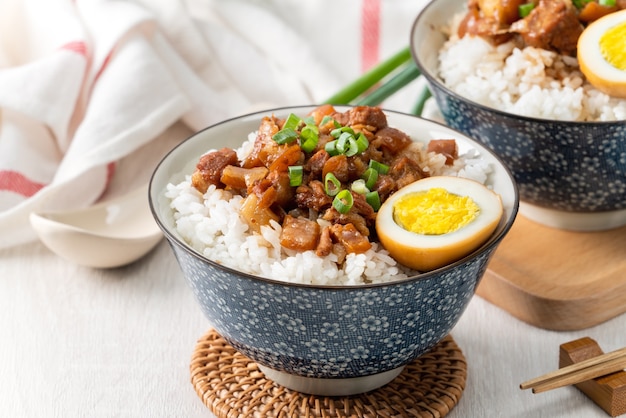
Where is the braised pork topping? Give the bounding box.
[191,105,458,257]
[458,0,626,56]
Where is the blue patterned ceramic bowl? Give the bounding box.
[411,0,626,231]
[149,106,518,396]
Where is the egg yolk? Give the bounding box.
[578,9,626,98]
[599,22,626,70]
[375,176,504,272]
[393,188,479,235]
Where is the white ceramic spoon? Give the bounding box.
[30,184,163,268]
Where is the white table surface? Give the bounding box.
[1,235,624,418]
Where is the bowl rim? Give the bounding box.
[409,0,626,126]
[149,104,520,290]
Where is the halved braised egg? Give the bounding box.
[376,176,503,272]
[578,9,626,98]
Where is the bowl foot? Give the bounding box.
[257,364,405,396]
[519,202,626,232]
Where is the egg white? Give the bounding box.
[578,9,626,98]
[376,176,503,272]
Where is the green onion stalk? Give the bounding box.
[322,45,432,116]
[323,46,413,105]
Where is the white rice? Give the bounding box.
[166,133,494,285]
[438,22,626,121]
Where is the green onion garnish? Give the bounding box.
[324,172,341,196]
[336,132,350,153]
[351,179,369,195]
[331,126,355,138]
[518,2,535,17]
[599,0,616,6]
[320,115,333,126]
[333,190,353,214]
[272,128,298,145]
[344,138,360,157]
[300,125,319,153]
[288,165,303,187]
[366,191,381,212]
[283,113,301,131]
[325,140,340,156]
[368,159,389,175]
[361,167,379,190]
[326,127,368,158]
[356,133,369,153]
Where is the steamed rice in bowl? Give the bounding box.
[439,32,626,121]
[436,0,626,121]
[410,0,626,230]
[165,106,498,286]
[148,105,518,395]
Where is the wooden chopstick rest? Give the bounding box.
[520,337,626,417]
[520,344,626,393]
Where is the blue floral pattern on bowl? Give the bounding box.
[149,105,519,394]
[431,86,626,213]
[410,0,626,219]
[171,242,492,378]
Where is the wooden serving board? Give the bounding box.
[477,214,626,331]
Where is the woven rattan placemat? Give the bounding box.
[190,329,467,418]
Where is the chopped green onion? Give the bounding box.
[599,0,616,6]
[344,138,360,157]
[320,115,333,126]
[336,132,350,153]
[323,46,412,105]
[572,0,589,8]
[331,126,355,138]
[356,133,369,153]
[518,2,535,17]
[324,172,341,196]
[351,179,369,195]
[300,125,319,153]
[368,159,389,175]
[302,116,316,125]
[325,140,340,156]
[272,128,298,145]
[326,127,368,157]
[366,191,381,212]
[333,190,353,214]
[283,113,301,131]
[288,166,304,187]
[361,167,379,190]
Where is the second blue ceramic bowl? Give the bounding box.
[411,0,626,231]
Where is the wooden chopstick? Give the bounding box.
[520,346,626,394]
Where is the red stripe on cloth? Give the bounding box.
[94,50,113,84]
[61,41,87,56]
[105,162,116,187]
[360,0,381,73]
[93,162,117,201]
[0,170,47,197]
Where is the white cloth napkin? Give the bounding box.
[0,0,428,249]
